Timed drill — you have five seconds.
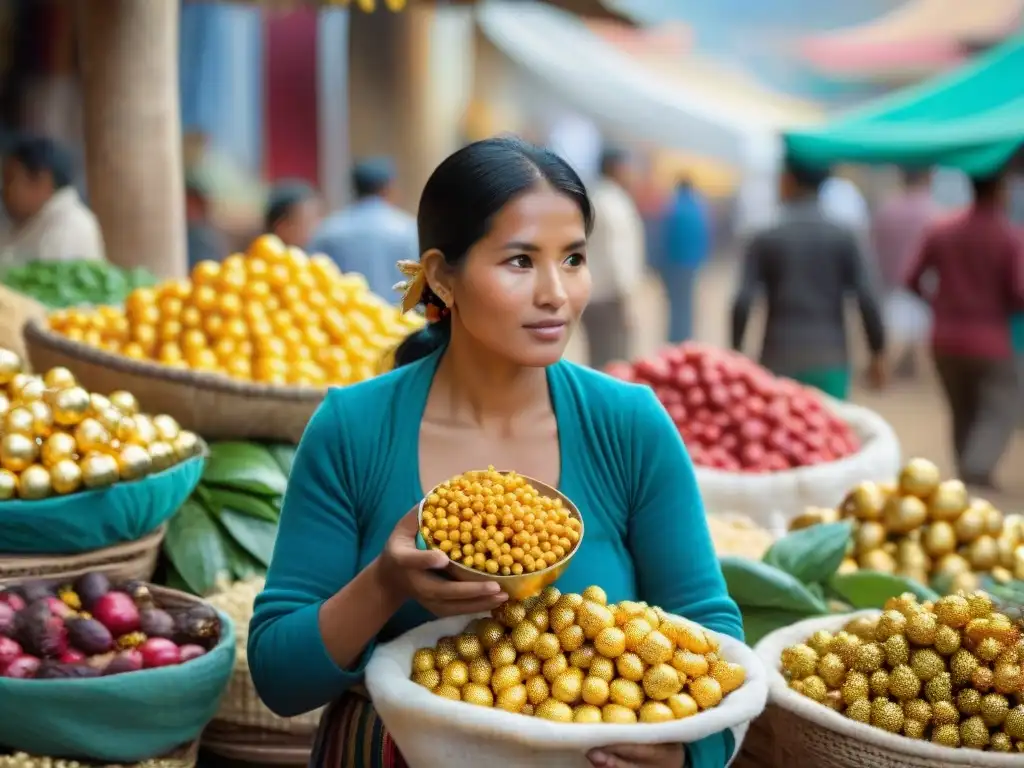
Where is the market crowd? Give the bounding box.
[2,131,1023,489]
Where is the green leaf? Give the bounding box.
[266,444,297,477]
[720,556,829,615]
[161,560,193,593]
[763,521,853,585]
[204,487,279,522]
[219,530,267,580]
[214,508,278,567]
[164,500,231,595]
[830,571,939,610]
[741,606,822,646]
[203,442,287,496]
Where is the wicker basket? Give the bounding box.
[214,658,322,735]
[0,524,164,586]
[731,708,783,768]
[0,741,198,768]
[23,320,324,442]
[755,612,1024,768]
[201,722,313,765]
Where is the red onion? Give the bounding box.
[139,637,181,668]
[60,648,87,664]
[0,592,25,612]
[92,592,140,636]
[1,655,41,678]
[0,636,22,671]
[103,649,144,675]
[178,644,206,662]
[44,596,75,619]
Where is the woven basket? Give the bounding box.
[214,658,322,735]
[0,741,198,768]
[201,722,313,765]
[23,319,325,442]
[0,524,164,586]
[755,612,1024,768]
[731,708,782,768]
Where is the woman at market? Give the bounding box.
[248,137,743,768]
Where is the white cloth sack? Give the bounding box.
[884,290,931,347]
[695,401,901,537]
[754,612,1023,767]
[366,614,769,768]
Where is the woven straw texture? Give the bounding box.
[201,721,313,765]
[213,657,322,735]
[0,286,46,365]
[0,740,198,768]
[0,525,164,585]
[755,612,1024,768]
[23,320,324,442]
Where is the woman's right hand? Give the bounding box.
[378,507,509,616]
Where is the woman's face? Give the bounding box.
[441,185,590,368]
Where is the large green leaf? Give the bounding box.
[830,571,939,609]
[720,556,829,615]
[215,508,278,566]
[741,606,823,646]
[203,442,287,496]
[204,486,280,523]
[763,521,853,586]
[164,500,231,595]
[161,560,193,594]
[218,527,267,580]
[267,444,297,477]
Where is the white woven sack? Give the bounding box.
[754,612,1023,767]
[366,614,769,768]
[696,400,901,536]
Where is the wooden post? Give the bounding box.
[75,0,187,279]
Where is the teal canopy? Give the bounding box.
[784,35,1024,176]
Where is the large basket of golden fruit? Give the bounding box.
[417,468,585,602]
[755,598,1024,768]
[365,588,768,768]
[22,237,425,443]
[0,348,205,555]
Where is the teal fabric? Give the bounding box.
[791,367,851,401]
[785,35,1024,175]
[0,611,235,761]
[249,349,744,768]
[0,454,205,554]
[1012,313,1024,354]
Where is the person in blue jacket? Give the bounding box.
[248,137,743,768]
[661,175,711,344]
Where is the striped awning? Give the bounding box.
[801,0,1024,80]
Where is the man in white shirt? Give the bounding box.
[0,134,105,268]
[583,148,645,369]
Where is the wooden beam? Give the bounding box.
[75,0,187,279]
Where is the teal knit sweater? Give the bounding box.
[249,349,744,767]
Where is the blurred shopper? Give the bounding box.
[661,174,710,343]
[820,171,870,239]
[584,148,645,369]
[732,156,886,400]
[185,174,227,269]
[905,170,1024,488]
[871,168,939,378]
[0,133,104,266]
[309,158,416,301]
[264,180,321,250]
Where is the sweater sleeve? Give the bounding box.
[626,387,745,768]
[247,390,371,717]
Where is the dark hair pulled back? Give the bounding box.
[393,136,593,367]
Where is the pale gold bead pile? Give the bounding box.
[409,585,747,723]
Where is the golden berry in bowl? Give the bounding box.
[417,467,584,601]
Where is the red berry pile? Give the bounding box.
[605,343,860,473]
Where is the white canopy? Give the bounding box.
[475,0,817,230]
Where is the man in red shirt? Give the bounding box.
[906,170,1024,489]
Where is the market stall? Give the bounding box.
[785,35,1024,175]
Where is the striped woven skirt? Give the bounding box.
[310,688,408,768]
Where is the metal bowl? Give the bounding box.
[417,470,584,601]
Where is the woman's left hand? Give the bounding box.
[587,743,685,768]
